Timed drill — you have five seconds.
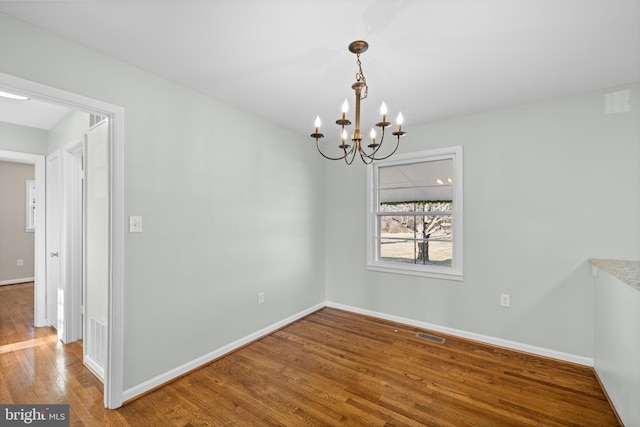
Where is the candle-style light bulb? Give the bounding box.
[341,99,348,119]
[370,128,376,145]
[380,102,387,123]
[396,112,404,132]
[314,116,321,133]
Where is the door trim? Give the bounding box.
[0,150,46,326]
[0,72,125,409]
[46,149,62,334]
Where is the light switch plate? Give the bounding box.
[129,215,143,233]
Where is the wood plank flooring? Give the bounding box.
[0,282,621,426]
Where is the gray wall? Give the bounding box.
[0,161,34,283]
[0,122,45,284]
[0,12,326,389]
[0,121,47,154]
[325,82,640,358]
[47,110,90,152]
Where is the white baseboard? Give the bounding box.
[0,277,35,286]
[84,354,105,381]
[122,303,325,403]
[123,300,592,403]
[326,301,593,367]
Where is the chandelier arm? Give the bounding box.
[362,125,387,158]
[357,124,388,159]
[359,150,375,165]
[345,150,357,165]
[315,138,356,161]
[344,140,358,164]
[365,135,402,161]
[358,142,381,159]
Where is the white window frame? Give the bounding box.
[367,146,463,280]
[26,179,36,232]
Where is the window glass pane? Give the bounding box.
[379,237,452,266]
[378,213,452,266]
[379,236,416,263]
[378,200,453,214]
[379,201,417,213]
[377,159,453,210]
[26,180,36,230]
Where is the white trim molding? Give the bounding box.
[122,303,325,403]
[123,300,592,404]
[0,278,36,286]
[325,301,593,367]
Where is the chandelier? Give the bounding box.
[310,40,406,165]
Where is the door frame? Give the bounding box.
[45,150,62,334]
[0,72,125,409]
[0,150,46,325]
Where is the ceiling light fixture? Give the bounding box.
[310,40,406,165]
[0,90,30,100]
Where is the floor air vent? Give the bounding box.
[416,332,445,344]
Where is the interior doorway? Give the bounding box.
[0,71,124,409]
[0,160,37,290]
[43,136,87,346]
[0,151,46,325]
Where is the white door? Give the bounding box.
[61,139,85,343]
[45,150,62,332]
[84,120,109,380]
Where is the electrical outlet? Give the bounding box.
[17,259,24,266]
[500,293,511,308]
[257,291,265,305]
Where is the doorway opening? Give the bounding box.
[0,72,124,409]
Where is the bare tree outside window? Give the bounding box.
[379,201,452,266]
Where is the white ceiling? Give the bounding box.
[0,0,638,134]
[0,96,71,130]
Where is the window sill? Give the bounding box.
[367,263,463,281]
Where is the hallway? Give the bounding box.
[0,282,122,424]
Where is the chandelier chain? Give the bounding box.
[355,52,368,100]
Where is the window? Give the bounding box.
[367,146,463,280]
[26,180,36,232]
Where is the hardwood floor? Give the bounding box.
[0,282,620,426]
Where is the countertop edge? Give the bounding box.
[591,258,640,292]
